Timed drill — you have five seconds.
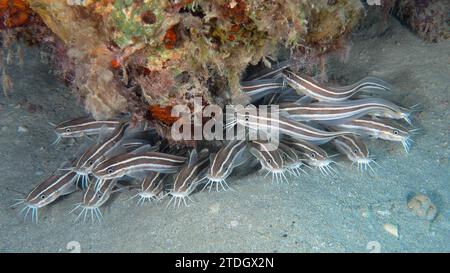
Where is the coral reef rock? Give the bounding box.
[393,0,449,42]
[20,1,363,123]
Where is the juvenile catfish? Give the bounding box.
[168,149,210,208]
[279,98,413,124]
[71,122,129,189]
[281,138,336,175]
[13,170,78,223]
[203,140,247,192]
[332,117,418,152]
[331,134,377,172]
[92,151,186,180]
[130,172,166,206]
[53,116,120,144]
[248,141,288,184]
[70,179,118,224]
[282,69,391,102]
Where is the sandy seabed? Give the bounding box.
[0,18,449,252]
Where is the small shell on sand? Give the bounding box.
[17,126,29,133]
[407,193,438,221]
[383,223,399,238]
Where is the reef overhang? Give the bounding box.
[17,1,365,123]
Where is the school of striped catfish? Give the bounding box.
[12,61,421,223]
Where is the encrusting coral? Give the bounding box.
[3,0,365,139]
[0,0,31,28]
[392,0,449,42]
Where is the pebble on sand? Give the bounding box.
[383,223,399,238]
[230,220,239,228]
[17,126,29,133]
[407,193,438,221]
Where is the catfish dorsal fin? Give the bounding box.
[197,148,209,161]
[248,147,260,159]
[130,144,153,154]
[96,124,113,144]
[295,95,313,105]
[188,149,198,167]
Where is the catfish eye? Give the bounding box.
[107,168,114,174]
[40,194,46,199]
[65,128,71,132]
[353,149,358,154]
[310,153,316,158]
[88,160,94,166]
[393,130,399,135]
[245,115,249,122]
[267,159,272,164]
[97,193,102,198]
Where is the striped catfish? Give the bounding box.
[282,69,390,102]
[203,140,247,192]
[70,179,118,224]
[332,117,418,152]
[281,138,336,175]
[240,78,285,102]
[72,122,129,188]
[53,116,120,144]
[92,151,186,180]
[168,149,210,208]
[130,172,166,206]
[249,141,288,184]
[277,142,306,176]
[233,112,354,145]
[331,134,378,173]
[13,171,78,223]
[279,98,413,124]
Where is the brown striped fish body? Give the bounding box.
[204,140,247,191]
[168,150,210,207]
[282,69,390,102]
[54,116,120,139]
[249,141,284,173]
[279,98,412,124]
[332,117,415,152]
[249,141,288,183]
[121,138,152,151]
[133,172,166,205]
[240,78,285,102]
[92,152,187,180]
[331,134,376,172]
[71,179,118,223]
[25,171,78,208]
[278,142,306,176]
[281,138,336,175]
[15,171,78,223]
[235,113,354,144]
[74,122,129,177]
[82,179,117,208]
